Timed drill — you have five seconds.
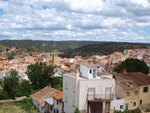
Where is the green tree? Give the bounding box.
[0,91,9,100]
[2,70,21,98]
[26,62,56,89]
[19,81,32,97]
[6,48,9,52]
[8,56,14,60]
[114,58,149,74]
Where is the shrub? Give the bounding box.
[74,108,80,113]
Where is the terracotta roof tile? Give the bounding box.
[81,62,97,68]
[53,92,63,102]
[116,72,150,86]
[30,86,60,107]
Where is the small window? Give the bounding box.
[134,91,138,95]
[126,92,130,97]
[90,69,92,73]
[140,100,142,105]
[50,105,53,111]
[143,87,148,93]
[133,102,136,106]
[120,105,123,109]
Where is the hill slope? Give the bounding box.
[0,40,150,52]
[60,44,147,57]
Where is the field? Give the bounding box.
[0,99,39,113]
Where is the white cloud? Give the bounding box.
[0,0,150,42]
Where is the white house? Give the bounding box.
[63,62,115,113]
[30,85,60,113]
[44,92,63,113]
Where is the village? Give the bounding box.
[0,47,150,113]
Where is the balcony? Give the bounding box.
[87,94,114,101]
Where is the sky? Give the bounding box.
[0,0,150,43]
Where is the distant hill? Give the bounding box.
[60,44,148,58]
[0,40,101,52]
[0,40,149,53]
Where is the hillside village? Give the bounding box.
[1,46,150,113]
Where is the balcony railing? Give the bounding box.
[87,94,114,101]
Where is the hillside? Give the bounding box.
[0,40,101,52]
[60,44,147,58]
[0,40,150,52]
[0,46,38,59]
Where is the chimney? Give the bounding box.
[123,69,127,73]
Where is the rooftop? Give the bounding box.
[81,62,97,68]
[30,85,60,107]
[116,72,150,86]
[116,80,138,90]
[53,92,63,102]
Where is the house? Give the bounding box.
[45,92,63,113]
[63,62,115,113]
[114,80,139,111]
[30,85,60,113]
[115,72,150,110]
[53,92,63,113]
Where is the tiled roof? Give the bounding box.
[30,85,60,107]
[116,72,150,86]
[53,92,63,102]
[81,62,97,68]
[116,80,138,90]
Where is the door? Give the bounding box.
[88,88,95,100]
[106,87,111,99]
[125,103,129,110]
[89,102,103,113]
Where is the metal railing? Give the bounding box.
[87,94,114,100]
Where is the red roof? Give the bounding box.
[105,56,110,59]
[34,59,43,62]
[116,72,150,86]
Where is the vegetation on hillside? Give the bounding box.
[0,63,63,100]
[0,99,38,113]
[114,58,149,74]
[0,70,32,99]
[0,40,149,52]
[60,44,147,58]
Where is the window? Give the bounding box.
[143,87,148,93]
[50,105,53,111]
[126,92,130,97]
[89,69,92,73]
[134,91,138,95]
[120,105,123,109]
[133,102,136,106]
[140,100,142,105]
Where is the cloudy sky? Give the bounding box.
[0,0,150,42]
